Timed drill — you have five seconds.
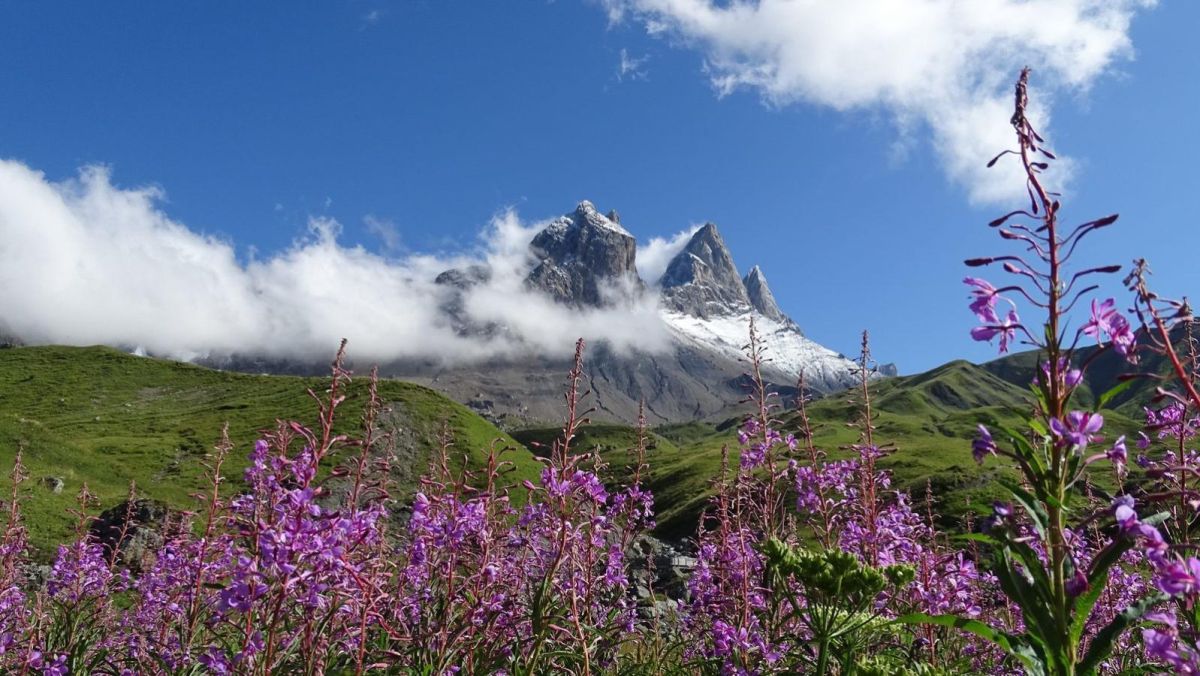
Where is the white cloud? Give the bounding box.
[363,214,405,254]
[617,48,650,81]
[0,160,672,365]
[637,224,700,284]
[360,8,384,29]
[602,0,1155,204]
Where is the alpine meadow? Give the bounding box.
[2,2,1200,674]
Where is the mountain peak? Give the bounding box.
[525,201,641,306]
[742,265,785,322]
[568,200,631,236]
[659,222,751,318]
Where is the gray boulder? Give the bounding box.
[89,498,174,572]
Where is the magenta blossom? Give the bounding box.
[1049,411,1104,450]
[1082,298,1137,361]
[970,308,1021,354]
[964,277,1000,322]
[972,425,998,464]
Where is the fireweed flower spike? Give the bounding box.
[904,67,1174,675]
[973,425,998,464]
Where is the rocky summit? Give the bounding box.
[386,201,880,425]
[194,201,881,425]
[526,201,643,307]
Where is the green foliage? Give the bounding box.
[0,345,541,553]
[763,538,915,674]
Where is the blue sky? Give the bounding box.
[1,1,1196,372]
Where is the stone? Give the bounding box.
[89,498,174,572]
[742,265,786,322]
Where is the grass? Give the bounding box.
[515,358,1144,540]
[1,344,1154,551]
[0,345,541,553]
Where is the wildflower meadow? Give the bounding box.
[3,70,1200,676]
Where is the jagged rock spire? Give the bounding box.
[524,201,642,307]
[659,223,751,318]
[742,265,785,322]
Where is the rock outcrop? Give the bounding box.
[526,201,643,307]
[659,223,751,318]
[742,265,786,323]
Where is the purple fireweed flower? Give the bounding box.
[1066,569,1089,598]
[964,277,1000,322]
[737,419,761,445]
[1146,403,1200,441]
[1157,559,1200,596]
[1082,298,1137,361]
[1066,369,1083,388]
[1038,358,1083,389]
[1107,435,1128,468]
[970,308,1020,354]
[1113,495,1138,533]
[972,425,998,464]
[1049,411,1104,450]
[1143,613,1200,674]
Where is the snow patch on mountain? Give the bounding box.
[662,310,858,389]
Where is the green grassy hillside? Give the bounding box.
[516,358,1143,540]
[0,345,541,552]
[1,343,1157,552]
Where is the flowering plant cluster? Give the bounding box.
[679,329,998,674]
[1,69,1199,675]
[900,67,1200,676]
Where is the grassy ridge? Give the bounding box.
[516,358,1142,539]
[0,344,1152,550]
[0,345,541,552]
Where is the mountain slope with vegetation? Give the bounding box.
[1,341,1159,549]
[0,345,542,552]
[518,356,1146,539]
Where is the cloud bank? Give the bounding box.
[0,160,675,365]
[603,0,1155,203]
[636,224,700,284]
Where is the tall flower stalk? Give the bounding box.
[908,68,1160,675]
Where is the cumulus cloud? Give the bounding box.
[637,224,700,284]
[0,160,673,365]
[602,0,1155,203]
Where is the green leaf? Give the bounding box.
[1029,418,1049,437]
[998,478,1051,540]
[898,613,1045,675]
[1078,593,1169,674]
[999,424,1049,476]
[1096,379,1136,411]
[993,548,1057,652]
[1069,566,1110,647]
[955,532,1002,548]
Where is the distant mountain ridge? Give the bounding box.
[406,201,880,425]
[2,200,885,426]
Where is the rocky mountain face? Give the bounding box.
[390,201,876,425]
[660,223,751,318]
[743,266,785,322]
[196,200,879,425]
[526,201,642,306]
